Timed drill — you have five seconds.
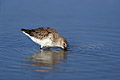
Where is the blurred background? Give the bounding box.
[0,0,120,80]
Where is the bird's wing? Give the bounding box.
[21,27,60,40]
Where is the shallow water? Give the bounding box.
[0,0,120,80]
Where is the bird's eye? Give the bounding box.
[63,43,66,46]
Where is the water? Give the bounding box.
[0,0,120,80]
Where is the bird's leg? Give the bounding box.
[40,47,42,49]
[40,46,43,49]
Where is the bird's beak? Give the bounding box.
[63,48,67,51]
[63,46,67,51]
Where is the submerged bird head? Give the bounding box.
[57,36,67,50]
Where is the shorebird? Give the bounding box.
[21,27,67,50]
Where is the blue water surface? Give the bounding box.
[0,0,120,80]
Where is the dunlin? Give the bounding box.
[21,27,67,50]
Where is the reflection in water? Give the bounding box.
[26,48,67,72]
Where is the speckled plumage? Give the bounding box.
[21,27,67,49]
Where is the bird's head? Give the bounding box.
[58,36,67,50]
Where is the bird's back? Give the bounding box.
[21,27,60,40]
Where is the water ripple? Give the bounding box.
[0,26,120,80]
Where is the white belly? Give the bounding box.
[30,37,52,47]
[22,31,52,47]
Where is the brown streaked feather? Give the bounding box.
[21,27,60,40]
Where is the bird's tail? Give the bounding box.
[21,28,29,32]
[21,28,31,34]
[21,28,26,32]
[21,28,35,36]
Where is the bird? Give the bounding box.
[21,27,67,50]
